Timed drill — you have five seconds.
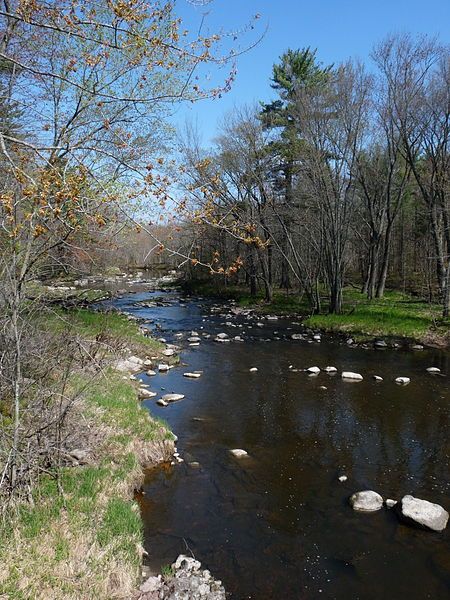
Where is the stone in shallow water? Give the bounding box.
[162,393,185,403]
[324,366,337,373]
[385,499,397,508]
[395,376,410,385]
[158,363,170,372]
[373,375,383,382]
[426,367,441,374]
[399,495,449,532]
[184,372,202,378]
[350,490,383,512]
[342,371,363,381]
[230,449,248,458]
[138,388,157,399]
[249,367,258,372]
[306,366,320,374]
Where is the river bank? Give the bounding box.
[182,281,450,348]
[0,306,177,599]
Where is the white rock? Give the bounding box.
[230,449,248,458]
[350,490,383,512]
[188,336,201,343]
[338,475,348,482]
[342,371,363,381]
[163,348,175,357]
[189,342,200,346]
[216,332,228,339]
[158,363,170,372]
[249,367,258,372]
[183,372,202,378]
[324,366,337,373]
[146,370,157,376]
[306,366,320,374]
[373,375,383,382]
[162,393,185,403]
[139,576,161,593]
[426,367,441,374]
[385,499,397,508]
[395,377,410,385]
[157,399,168,407]
[400,495,448,531]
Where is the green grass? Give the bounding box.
[0,349,174,598]
[40,307,165,355]
[305,288,449,342]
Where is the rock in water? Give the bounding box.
[324,366,337,373]
[230,449,248,458]
[162,393,185,403]
[138,388,157,399]
[306,366,320,374]
[373,375,383,382]
[399,495,449,532]
[426,367,441,374]
[350,490,383,512]
[184,372,202,379]
[158,363,170,372]
[395,377,410,385]
[342,371,363,381]
[249,367,258,372]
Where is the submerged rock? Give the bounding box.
[399,495,448,532]
[350,490,383,512]
[342,371,363,381]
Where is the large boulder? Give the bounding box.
[350,490,383,512]
[399,495,448,532]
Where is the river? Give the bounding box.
[106,287,449,599]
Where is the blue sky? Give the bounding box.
[171,0,450,144]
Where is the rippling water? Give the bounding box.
[107,289,449,600]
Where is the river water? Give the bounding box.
[108,288,449,599]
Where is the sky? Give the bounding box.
[171,0,450,144]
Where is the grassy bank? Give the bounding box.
[185,281,450,346]
[0,310,174,599]
[305,289,449,345]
